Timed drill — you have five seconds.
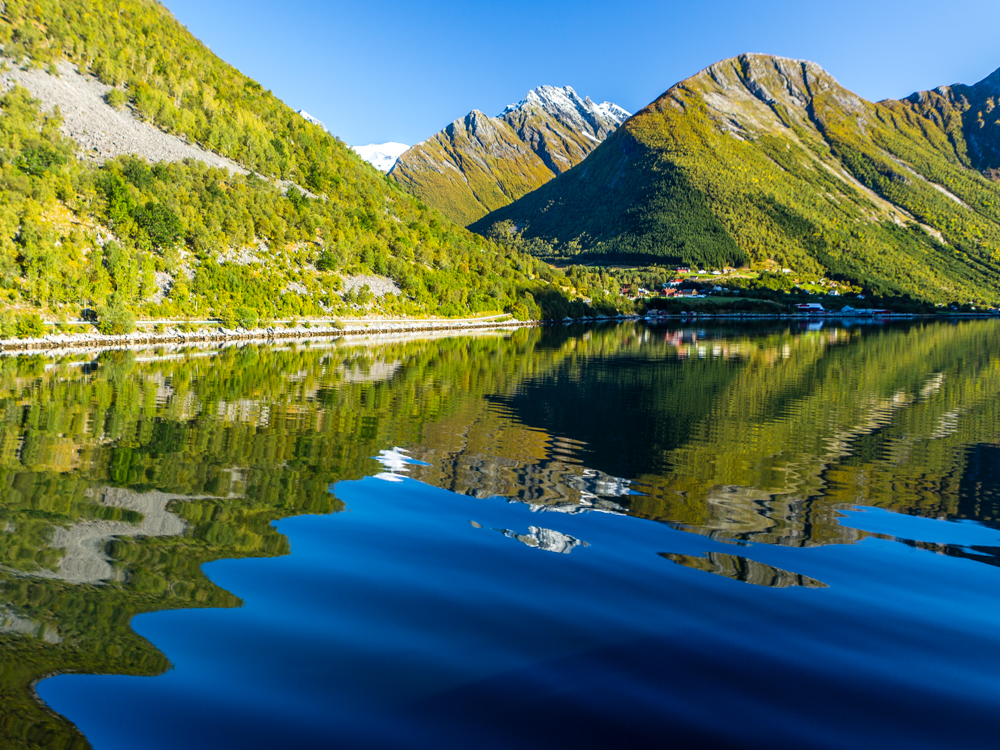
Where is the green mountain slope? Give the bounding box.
[0,0,583,324]
[390,86,628,226]
[473,54,1000,305]
[388,110,554,228]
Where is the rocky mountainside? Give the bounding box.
[473,54,1000,306]
[390,86,629,225]
[885,70,1000,178]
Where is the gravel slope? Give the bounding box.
[0,58,246,173]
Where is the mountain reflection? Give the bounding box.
[660,551,827,588]
[495,525,589,554]
[1,321,1000,745]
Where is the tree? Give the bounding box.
[133,201,183,251]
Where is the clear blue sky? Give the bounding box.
[163,0,1000,147]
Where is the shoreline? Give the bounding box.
[0,315,535,354]
[1,311,996,356]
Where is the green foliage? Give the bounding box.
[0,1,588,323]
[104,88,127,110]
[0,0,367,185]
[0,313,15,339]
[391,113,556,226]
[14,313,45,338]
[0,67,579,322]
[96,302,136,335]
[132,201,183,251]
[234,306,258,329]
[471,130,750,270]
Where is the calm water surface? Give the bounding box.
[0,321,998,748]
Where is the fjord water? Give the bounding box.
[2,323,1000,748]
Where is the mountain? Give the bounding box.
[472,55,1000,305]
[389,86,629,225]
[0,0,580,327]
[885,70,1000,178]
[297,110,328,131]
[352,142,410,172]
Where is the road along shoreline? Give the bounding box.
[0,315,537,354]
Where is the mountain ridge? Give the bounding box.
[472,53,1000,305]
[389,85,629,225]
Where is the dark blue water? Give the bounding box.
[39,480,1000,749]
[3,322,1000,748]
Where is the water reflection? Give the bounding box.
[660,551,827,588]
[495,525,589,554]
[0,321,998,745]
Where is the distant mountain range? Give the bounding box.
[389,86,629,225]
[296,110,408,173]
[471,54,1000,305]
[352,142,410,172]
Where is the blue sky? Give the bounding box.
[163,0,1000,147]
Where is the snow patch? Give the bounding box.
[297,110,328,131]
[352,142,410,172]
[498,85,630,128]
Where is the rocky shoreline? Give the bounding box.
[0,315,534,354]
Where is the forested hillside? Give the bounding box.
[0,0,584,326]
[474,54,1000,306]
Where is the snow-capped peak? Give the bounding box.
[498,85,630,128]
[298,110,327,131]
[597,101,631,124]
[352,142,410,172]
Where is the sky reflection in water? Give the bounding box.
[0,320,995,748]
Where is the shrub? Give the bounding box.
[316,249,341,272]
[104,88,127,110]
[15,313,46,338]
[506,302,532,322]
[96,305,135,335]
[0,313,16,338]
[234,306,258,329]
